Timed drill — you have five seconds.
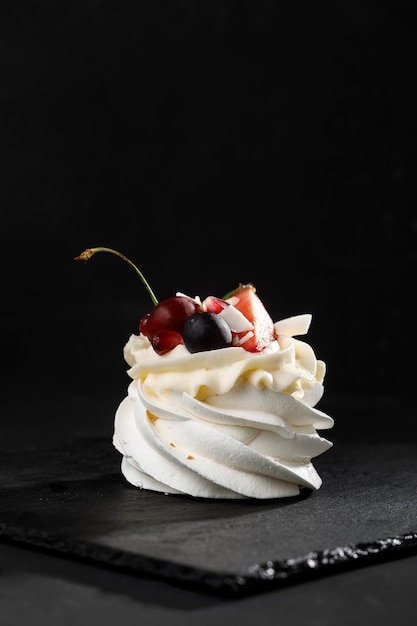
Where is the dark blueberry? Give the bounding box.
[183,312,232,353]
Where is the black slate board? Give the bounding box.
[1,432,417,596]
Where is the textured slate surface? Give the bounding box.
[1,428,417,596]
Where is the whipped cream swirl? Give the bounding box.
[113,314,334,499]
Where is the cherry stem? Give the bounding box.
[74,247,159,306]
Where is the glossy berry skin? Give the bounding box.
[183,312,232,353]
[151,330,184,355]
[142,296,202,339]
[139,312,151,336]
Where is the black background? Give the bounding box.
[1,0,416,398]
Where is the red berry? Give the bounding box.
[151,330,184,355]
[145,296,202,338]
[139,313,151,336]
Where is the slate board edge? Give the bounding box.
[1,523,417,598]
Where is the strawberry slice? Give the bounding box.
[225,284,276,352]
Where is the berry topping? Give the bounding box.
[182,312,233,353]
[139,312,151,336]
[142,295,202,339]
[225,284,277,352]
[151,330,184,355]
[74,247,277,357]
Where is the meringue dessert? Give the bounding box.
[75,247,334,499]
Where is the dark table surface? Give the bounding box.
[1,380,416,625]
[1,541,416,626]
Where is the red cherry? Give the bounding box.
[145,296,202,338]
[151,330,184,355]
